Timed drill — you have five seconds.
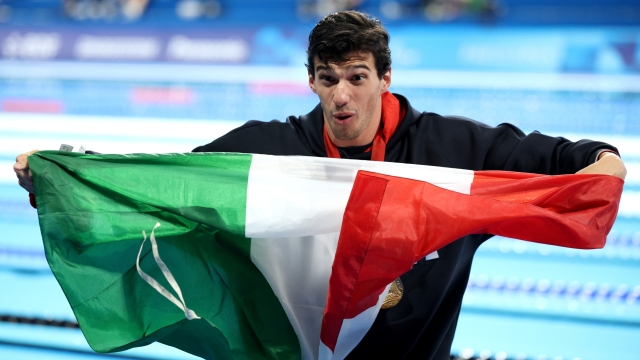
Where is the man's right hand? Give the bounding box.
[576,152,627,180]
[14,150,39,194]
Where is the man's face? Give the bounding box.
[309,52,391,147]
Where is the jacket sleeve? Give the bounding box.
[426,115,619,175]
[192,120,312,156]
[192,121,265,153]
[481,122,618,175]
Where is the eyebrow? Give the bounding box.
[315,63,372,72]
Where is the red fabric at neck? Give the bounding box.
[324,92,405,161]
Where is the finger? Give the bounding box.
[14,149,39,171]
[14,164,32,180]
[13,154,27,171]
[15,166,34,184]
[15,169,30,183]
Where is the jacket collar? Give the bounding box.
[291,93,415,159]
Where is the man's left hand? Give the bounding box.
[576,152,627,180]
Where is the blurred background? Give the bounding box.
[1,0,639,359]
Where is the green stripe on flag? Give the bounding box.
[30,151,301,360]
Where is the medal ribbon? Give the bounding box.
[323,91,405,161]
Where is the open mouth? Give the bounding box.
[333,113,354,124]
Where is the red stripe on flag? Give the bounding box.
[321,171,623,354]
[470,171,622,242]
[320,173,388,353]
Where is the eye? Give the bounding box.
[320,75,335,82]
[351,74,365,81]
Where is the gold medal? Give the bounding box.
[381,277,404,309]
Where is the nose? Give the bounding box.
[332,80,350,107]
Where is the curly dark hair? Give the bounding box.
[306,11,391,79]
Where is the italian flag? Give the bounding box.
[30,151,622,360]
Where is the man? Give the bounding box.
[15,10,626,360]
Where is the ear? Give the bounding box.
[308,70,317,93]
[380,67,392,94]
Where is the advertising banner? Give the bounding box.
[1,26,639,73]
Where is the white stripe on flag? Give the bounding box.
[250,233,340,360]
[245,155,474,238]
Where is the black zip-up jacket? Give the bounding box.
[194,94,617,360]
